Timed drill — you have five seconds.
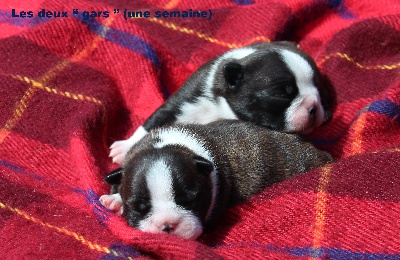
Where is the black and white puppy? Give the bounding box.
[100,120,333,240]
[109,41,332,164]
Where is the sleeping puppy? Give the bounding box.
[109,41,333,165]
[100,120,333,240]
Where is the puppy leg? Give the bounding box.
[99,193,124,215]
[109,126,148,164]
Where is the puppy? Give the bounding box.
[109,41,333,164]
[100,120,333,240]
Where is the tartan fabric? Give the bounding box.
[0,0,399,258]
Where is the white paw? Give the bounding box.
[109,139,134,165]
[99,194,123,215]
[109,126,148,165]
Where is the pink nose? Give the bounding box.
[302,96,318,120]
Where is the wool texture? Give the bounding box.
[0,0,399,259]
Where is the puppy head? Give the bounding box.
[217,41,332,134]
[119,148,215,240]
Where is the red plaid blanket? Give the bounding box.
[1,0,399,259]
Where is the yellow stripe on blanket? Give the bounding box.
[147,17,270,48]
[10,74,103,105]
[311,165,333,259]
[164,0,181,9]
[0,17,114,144]
[0,86,36,143]
[0,200,133,259]
[349,112,368,157]
[318,52,400,70]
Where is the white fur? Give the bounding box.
[105,126,219,236]
[175,47,256,125]
[280,49,315,87]
[154,127,213,161]
[176,96,237,124]
[279,49,325,133]
[138,159,203,239]
[109,126,148,164]
[153,127,218,221]
[110,47,255,164]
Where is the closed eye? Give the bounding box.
[271,93,291,100]
[175,191,197,208]
[130,199,151,214]
[137,202,150,212]
[267,77,298,98]
[271,84,297,99]
[176,198,196,208]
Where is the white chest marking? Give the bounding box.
[176,96,238,124]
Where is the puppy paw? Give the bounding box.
[109,126,148,165]
[99,194,123,215]
[109,140,133,165]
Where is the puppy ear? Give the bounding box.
[104,168,123,185]
[223,62,244,91]
[193,156,214,174]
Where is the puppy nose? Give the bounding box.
[162,224,175,234]
[309,106,317,119]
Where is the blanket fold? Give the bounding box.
[0,0,399,258]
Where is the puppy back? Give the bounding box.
[183,120,333,203]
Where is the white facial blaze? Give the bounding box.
[153,127,218,222]
[138,159,203,240]
[279,49,325,133]
[146,160,174,202]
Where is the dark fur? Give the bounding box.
[143,41,333,132]
[118,120,333,230]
